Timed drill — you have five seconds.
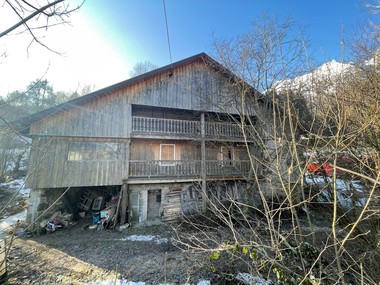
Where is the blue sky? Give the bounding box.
[82,0,372,65]
[0,0,376,95]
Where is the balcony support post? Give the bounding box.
[201,112,207,212]
[120,179,129,224]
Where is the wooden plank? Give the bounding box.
[120,182,129,224]
[0,239,6,281]
[28,138,130,188]
[112,187,123,228]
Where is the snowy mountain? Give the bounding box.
[272,49,380,107]
[273,60,355,99]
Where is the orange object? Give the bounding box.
[307,163,321,173]
[322,162,333,176]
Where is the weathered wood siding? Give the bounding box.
[26,137,129,188]
[124,62,250,113]
[204,144,250,161]
[30,97,132,137]
[129,139,199,161]
[26,60,257,189]
[29,61,253,138]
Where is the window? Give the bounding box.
[221,146,234,165]
[235,146,250,160]
[221,146,233,160]
[160,144,175,166]
[67,142,118,161]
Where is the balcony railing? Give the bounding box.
[129,160,251,179]
[205,121,243,139]
[132,117,200,136]
[131,116,252,139]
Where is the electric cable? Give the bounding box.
[162,0,173,75]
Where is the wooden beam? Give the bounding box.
[200,112,207,212]
[120,180,129,224]
[0,239,6,281]
[112,187,123,228]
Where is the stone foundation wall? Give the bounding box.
[26,188,68,228]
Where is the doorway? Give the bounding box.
[147,189,162,219]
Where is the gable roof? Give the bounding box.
[12,52,259,134]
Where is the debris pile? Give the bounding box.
[78,189,129,231]
[40,211,76,233]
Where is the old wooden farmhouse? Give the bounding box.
[16,53,271,227]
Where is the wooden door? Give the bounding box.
[130,193,139,222]
[147,190,161,219]
[221,146,233,164]
[160,144,175,166]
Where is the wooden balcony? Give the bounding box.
[129,160,251,179]
[205,121,245,139]
[131,116,252,141]
[132,116,200,137]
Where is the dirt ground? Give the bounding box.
[4,221,209,285]
[0,188,334,285]
[2,183,376,285]
[0,184,208,285]
[1,208,356,285]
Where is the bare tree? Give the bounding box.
[0,2,83,273]
[129,61,159,77]
[174,16,380,284]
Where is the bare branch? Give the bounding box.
[1,0,64,38]
[1,0,84,53]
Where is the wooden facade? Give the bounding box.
[18,53,265,224]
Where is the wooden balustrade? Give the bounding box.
[129,160,201,178]
[132,117,200,136]
[129,160,251,178]
[132,116,250,139]
[205,121,243,138]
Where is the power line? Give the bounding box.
[162,0,173,74]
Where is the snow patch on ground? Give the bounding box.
[0,210,27,238]
[193,281,210,285]
[119,235,171,244]
[0,177,30,237]
[0,178,30,197]
[87,271,267,284]
[87,281,145,285]
[236,272,272,284]
[87,280,210,285]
